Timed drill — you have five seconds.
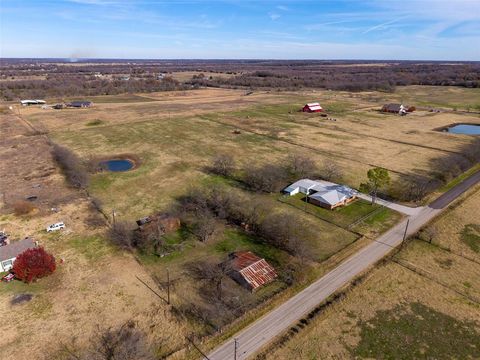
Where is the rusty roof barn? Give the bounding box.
[225,251,277,291]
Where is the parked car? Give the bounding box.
[2,273,15,282]
[46,222,65,232]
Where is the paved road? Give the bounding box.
[207,171,480,360]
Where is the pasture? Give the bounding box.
[3,85,479,359]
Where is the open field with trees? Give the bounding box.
[264,185,480,360]
[1,83,479,359]
[2,59,479,100]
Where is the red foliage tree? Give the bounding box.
[13,247,56,283]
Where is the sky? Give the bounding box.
[1,0,479,60]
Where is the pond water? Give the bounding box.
[100,159,134,172]
[447,124,480,135]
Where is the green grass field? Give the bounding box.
[279,194,402,237]
[352,302,480,359]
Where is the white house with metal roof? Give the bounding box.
[0,237,37,272]
[283,179,357,210]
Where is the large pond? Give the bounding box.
[99,159,134,172]
[446,124,480,135]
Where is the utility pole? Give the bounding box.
[304,189,309,212]
[112,209,116,227]
[234,338,238,360]
[166,268,170,305]
[402,219,410,242]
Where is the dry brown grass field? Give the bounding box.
[0,114,190,359]
[18,86,480,221]
[1,85,479,359]
[264,185,480,360]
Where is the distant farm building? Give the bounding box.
[0,237,37,272]
[20,99,46,106]
[224,251,277,291]
[381,103,415,115]
[67,101,92,108]
[283,179,357,210]
[302,102,324,113]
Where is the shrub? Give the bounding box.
[13,247,56,283]
[210,154,235,177]
[13,200,35,215]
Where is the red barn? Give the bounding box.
[302,102,324,113]
[224,251,278,291]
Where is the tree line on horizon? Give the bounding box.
[1,60,479,100]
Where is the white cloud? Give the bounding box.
[269,12,281,21]
[362,17,406,34]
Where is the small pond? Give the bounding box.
[446,124,480,135]
[99,159,134,172]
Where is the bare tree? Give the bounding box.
[191,210,217,242]
[418,226,438,244]
[61,320,155,360]
[259,212,309,255]
[243,163,287,192]
[321,161,343,182]
[107,221,133,249]
[187,259,232,301]
[287,154,317,179]
[93,321,153,360]
[398,176,439,202]
[133,222,167,255]
[210,154,235,177]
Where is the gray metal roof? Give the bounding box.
[309,184,356,205]
[283,179,317,193]
[0,238,36,262]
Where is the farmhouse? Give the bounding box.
[283,179,357,210]
[224,251,277,291]
[381,103,415,115]
[302,102,324,113]
[67,101,92,108]
[0,237,37,272]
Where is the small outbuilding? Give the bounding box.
[302,102,324,113]
[224,251,277,292]
[0,237,37,272]
[135,213,181,234]
[67,101,92,108]
[20,100,46,106]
